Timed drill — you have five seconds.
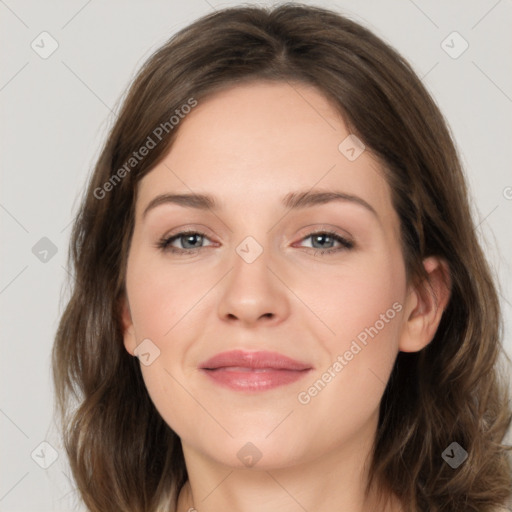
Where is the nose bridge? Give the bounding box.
[216,232,289,324]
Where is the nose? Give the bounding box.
[217,245,291,328]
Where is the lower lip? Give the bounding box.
[201,367,311,391]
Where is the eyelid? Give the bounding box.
[294,224,353,243]
[161,224,216,239]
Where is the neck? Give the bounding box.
[175,413,402,512]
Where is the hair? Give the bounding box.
[52,3,512,511]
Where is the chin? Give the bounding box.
[184,430,310,471]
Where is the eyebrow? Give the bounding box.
[142,189,378,219]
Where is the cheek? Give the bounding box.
[296,247,405,409]
[125,252,220,434]
[300,244,405,351]
[126,249,213,341]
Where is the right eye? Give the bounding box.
[156,230,214,254]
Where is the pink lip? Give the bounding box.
[199,350,313,392]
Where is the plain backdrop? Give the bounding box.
[1,1,511,510]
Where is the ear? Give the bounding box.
[399,256,451,353]
[120,296,137,356]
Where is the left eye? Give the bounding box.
[297,231,354,254]
[156,230,354,255]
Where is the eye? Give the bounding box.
[297,230,354,256]
[156,229,354,256]
[156,230,214,254]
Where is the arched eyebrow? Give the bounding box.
[142,189,378,220]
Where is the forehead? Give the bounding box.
[136,81,395,224]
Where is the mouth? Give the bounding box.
[198,350,313,392]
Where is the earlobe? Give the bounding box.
[399,256,451,353]
[120,297,137,356]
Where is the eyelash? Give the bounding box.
[156,229,354,256]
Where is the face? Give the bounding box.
[122,81,411,470]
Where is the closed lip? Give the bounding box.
[198,349,312,371]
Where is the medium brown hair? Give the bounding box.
[52,4,512,511]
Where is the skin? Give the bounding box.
[121,81,450,512]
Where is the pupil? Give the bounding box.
[315,234,330,248]
[185,234,200,248]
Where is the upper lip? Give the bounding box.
[199,350,312,371]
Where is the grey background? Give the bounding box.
[1,1,511,510]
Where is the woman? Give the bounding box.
[52,4,512,511]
